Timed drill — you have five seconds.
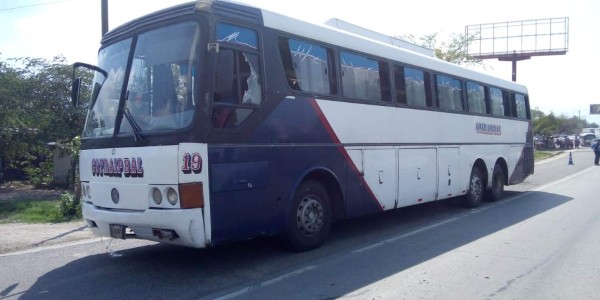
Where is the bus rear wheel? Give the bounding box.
[462,167,484,208]
[284,180,332,252]
[485,163,504,202]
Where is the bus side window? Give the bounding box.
[514,93,528,119]
[435,74,463,111]
[489,87,504,116]
[466,81,487,114]
[340,51,390,102]
[399,66,429,108]
[212,22,262,129]
[278,37,334,95]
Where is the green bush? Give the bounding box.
[24,160,53,187]
[58,192,81,218]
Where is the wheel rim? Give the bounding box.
[296,195,324,237]
[470,175,483,200]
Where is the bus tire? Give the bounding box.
[463,167,484,208]
[284,180,332,252]
[485,163,504,202]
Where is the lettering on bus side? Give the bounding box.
[91,157,144,177]
[182,153,202,174]
[476,122,502,135]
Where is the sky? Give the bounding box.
[1,0,599,123]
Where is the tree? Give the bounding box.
[533,112,559,138]
[0,55,91,186]
[531,106,597,148]
[397,32,483,66]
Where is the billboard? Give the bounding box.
[591,104,600,115]
[466,17,569,60]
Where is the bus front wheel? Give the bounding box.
[284,180,332,251]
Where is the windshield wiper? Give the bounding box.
[123,107,145,144]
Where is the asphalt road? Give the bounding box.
[1,149,598,300]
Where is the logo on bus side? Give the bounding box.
[476,122,502,135]
[92,157,144,177]
[182,153,202,174]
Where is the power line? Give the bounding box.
[0,0,74,12]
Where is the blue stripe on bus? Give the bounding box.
[208,96,383,244]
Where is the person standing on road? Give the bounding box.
[593,139,600,165]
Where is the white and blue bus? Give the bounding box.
[74,0,534,251]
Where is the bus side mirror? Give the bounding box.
[71,77,82,107]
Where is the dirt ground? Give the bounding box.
[0,181,65,202]
[0,183,96,254]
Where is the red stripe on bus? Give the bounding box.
[308,98,384,211]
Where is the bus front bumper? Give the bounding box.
[82,202,208,248]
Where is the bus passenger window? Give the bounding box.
[278,37,334,95]
[212,23,262,129]
[340,51,390,102]
[514,93,528,119]
[466,81,486,114]
[490,87,504,116]
[436,74,463,111]
[400,66,428,107]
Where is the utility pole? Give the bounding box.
[101,0,108,37]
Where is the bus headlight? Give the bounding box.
[152,187,162,205]
[167,187,179,205]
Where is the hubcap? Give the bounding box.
[296,195,324,237]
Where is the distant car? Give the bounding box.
[581,133,596,147]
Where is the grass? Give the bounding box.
[534,150,559,161]
[0,198,70,224]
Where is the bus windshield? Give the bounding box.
[83,21,200,138]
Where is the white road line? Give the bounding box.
[213,266,317,300]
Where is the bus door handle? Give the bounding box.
[417,168,421,180]
[448,165,452,176]
[379,171,384,184]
